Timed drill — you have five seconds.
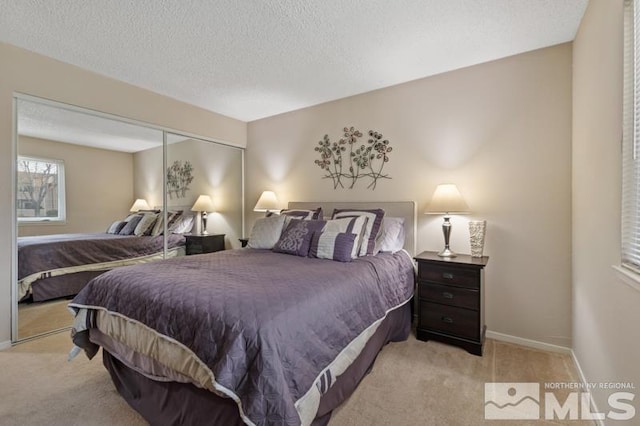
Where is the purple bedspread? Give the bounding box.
[18,233,185,280]
[70,249,414,426]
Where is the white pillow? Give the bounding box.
[376,217,405,253]
[248,215,286,249]
[170,214,195,234]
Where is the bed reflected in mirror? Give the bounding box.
[15,97,164,341]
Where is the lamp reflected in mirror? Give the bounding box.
[129,198,151,212]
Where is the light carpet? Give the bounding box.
[0,331,592,425]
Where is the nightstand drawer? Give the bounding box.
[186,242,204,254]
[419,282,479,310]
[418,265,479,289]
[419,301,479,340]
[185,234,225,255]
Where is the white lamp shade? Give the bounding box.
[254,191,279,212]
[425,184,470,214]
[191,195,215,212]
[130,198,151,212]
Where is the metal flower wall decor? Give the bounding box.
[166,160,194,199]
[314,127,392,190]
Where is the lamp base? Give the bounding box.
[438,216,457,257]
[437,248,457,258]
[201,212,208,235]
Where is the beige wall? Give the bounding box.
[0,42,247,344]
[572,0,640,414]
[134,138,244,248]
[247,43,573,347]
[18,135,134,236]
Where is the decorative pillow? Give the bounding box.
[324,216,368,259]
[106,220,126,234]
[123,213,141,222]
[134,213,159,236]
[279,208,323,220]
[376,217,406,253]
[150,215,165,237]
[119,215,143,235]
[247,215,286,249]
[170,214,195,234]
[310,231,356,262]
[167,210,184,227]
[332,208,385,256]
[273,219,326,256]
[150,210,183,236]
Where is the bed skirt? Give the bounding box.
[30,270,106,302]
[101,301,412,426]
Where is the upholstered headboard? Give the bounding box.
[288,201,417,256]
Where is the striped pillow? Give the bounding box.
[323,216,368,259]
[150,210,183,236]
[331,209,385,256]
[279,208,323,220]
[134,213,159,236]
[310,232,356,262]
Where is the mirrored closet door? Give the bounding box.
[13,96,244,342]
[164,133,244,249]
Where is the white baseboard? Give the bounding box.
[0,340,12,351]
[487,331,605,425]
[486,330,572,354]
[571,350,605,426]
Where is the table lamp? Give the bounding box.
[191,195,215,235]
[425,184,470,257]
[253,191,279,215]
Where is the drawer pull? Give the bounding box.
[441,316,454,324]
[442,292,454,299]
[442,272,454,280]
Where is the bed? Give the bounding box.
[69,201,417,426]
[18,212,192,302]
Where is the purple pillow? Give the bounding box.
[273,219,326,256]
[309,231,357,262]
[119,215,142,235]
[331,208,385,256]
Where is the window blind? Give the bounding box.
[622,0,640,273]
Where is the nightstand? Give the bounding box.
[414,251,489,356]
[185,234,225,255]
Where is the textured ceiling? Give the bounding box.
[1,0,588,122]
[18,100,164,152]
